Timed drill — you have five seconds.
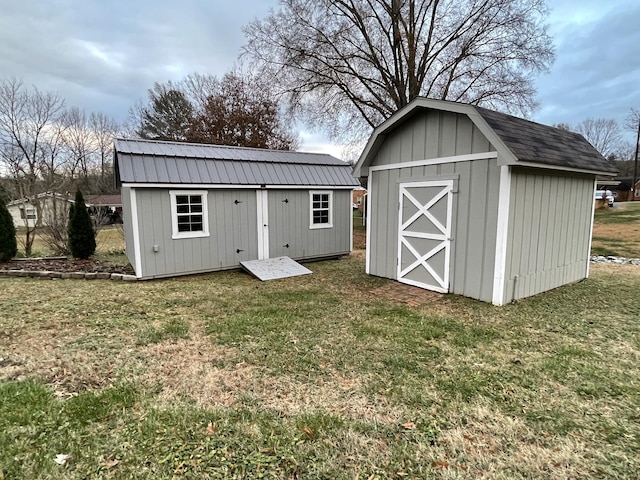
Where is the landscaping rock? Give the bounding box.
[70,272,86,280]
[84,272,98,280]
[122,274,137,282]
[110,273,123,281]
[590,255,640,265]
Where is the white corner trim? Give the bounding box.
[129,189,143,278]
[369,151,498,173]
[492,166,511,305]
[365,175,373,274]
[349,189,354,253]
[586,178,598,278]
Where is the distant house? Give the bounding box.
[353,98,618,305]
[352,187,366,211]
[6,192,73,228]
[86,194,123,224]
[114,138,359,280]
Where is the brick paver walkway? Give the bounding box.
[371,282,442,307]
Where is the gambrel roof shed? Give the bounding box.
[114,138,359,280]
[353,98,616,305]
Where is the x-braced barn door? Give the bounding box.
[397,181,454,293]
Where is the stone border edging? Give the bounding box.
[590,255,640,265]
[0,270,138,281]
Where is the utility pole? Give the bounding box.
[633,115,640,201]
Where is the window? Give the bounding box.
[19,207,36,220]
[170,191,209,239]
[309,191,333,229]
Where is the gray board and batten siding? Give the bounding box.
[115,139,358,280]
[504,168,595,302]
[365,109,501,303]
[353,97,617,305]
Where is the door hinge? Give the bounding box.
[236,249,244,254]
[234,199,243,204]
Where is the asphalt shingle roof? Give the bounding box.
[114,138,359,187]
[475,106,618,174]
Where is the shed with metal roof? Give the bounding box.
[114,138,359,280]
[352,98,617,305]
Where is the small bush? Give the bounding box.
[0,200,17,262]
[67,190,96,259]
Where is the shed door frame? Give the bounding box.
[397,180,454,293]
[256,190,269,259]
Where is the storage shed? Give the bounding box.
[352,98,617,305]
[114,138,359,280]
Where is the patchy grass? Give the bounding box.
[1,255,639,478]
[15,225,126,261]
[592,202,640,257]
[353,210,366,250]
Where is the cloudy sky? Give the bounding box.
[1,0,638,155]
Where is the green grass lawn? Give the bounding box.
[591,202,640,257]
[1,255,639,479]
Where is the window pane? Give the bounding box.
[189,195,202,204]
[190,215,202,224]
[176,195,189,204]
[313,210,329,224]
[320,200,329,208]
[176,204,189,214]
[313,201,321,209]
[177,215,189,224]
[177,223,190,232]
[191,204,203,213]
[192,222,203,231]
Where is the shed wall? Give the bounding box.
[268,189,351,260]
[372,110,493,164]
[503,168,594,301]
[367,110,500,302]
[130,188,351,279]
[135,188,259,279]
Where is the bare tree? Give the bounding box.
[625,108,640,196]
[574,118,622,158]
[127,70,298,150]
[243,0,555,142]
[90,112,120,186]
[62,107,97,181]
[0,79,66,255]
[187,70,299,150]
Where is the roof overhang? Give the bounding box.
[353,98,517,177]
[352,97,615,178]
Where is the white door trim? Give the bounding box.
[256,190,269,260]
[397,180,454,293]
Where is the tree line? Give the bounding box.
[556,111,640,176]
[127,70,298,150]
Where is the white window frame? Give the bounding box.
[170,190,210,239]
[20,206,36,220]
[309,190,333,229]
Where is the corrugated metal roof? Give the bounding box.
[114,138,359,187]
